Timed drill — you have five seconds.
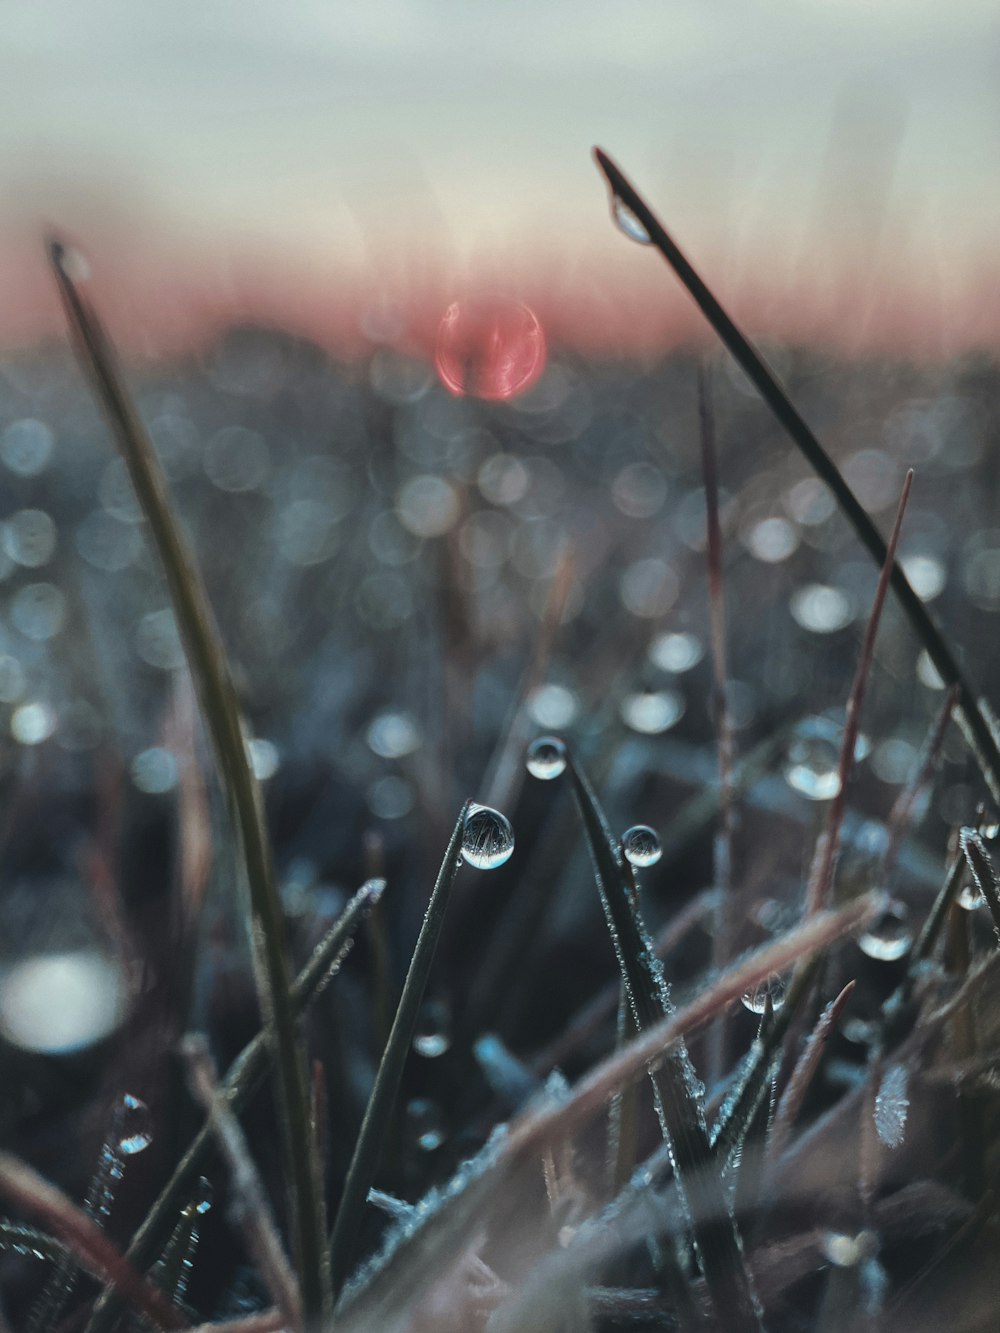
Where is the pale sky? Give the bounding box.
[0,1,998,351]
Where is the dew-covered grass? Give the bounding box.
[1,157,1000,1332]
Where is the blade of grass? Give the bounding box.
[805,470,912,916]
[698,362,737,1085]
[338,892,881,1330]
[183,1035,302,1331]
[959,827,1000,945]
[85,879,382,1333]
[566,752,761,1331]
[880,687,957,885]
[0,1154,186,1331]
[50,242,327,1326]
[592,147,1000,807]
[766,980,855,1169]
[0,1220,68,1265]
[328,803,470,1297]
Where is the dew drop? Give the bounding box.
[783,716,842,800]
[621,824,662,868]
[0,951,125,1051]
[822,1229,878,1268]
[741,972,786,1015]
[957,879,986,911]
[413,998,452,1058]
[526,735,567,781]
[118,1094,153,1155]
[874,1063,909,1148]
[858,899,912,961]
[611,196,652,245]
[406,1098,444,1152]
[461,804,515,870]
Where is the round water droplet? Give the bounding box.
[957,879,986,911]
[858,899,911,961]
[461,804,515,870]
[526,736,567,781]
[621,824,662,868]
[406,1098,444,1152]
[620,689,684,735]
[413,998,452,1059]
[741,973,786,1015]
[611,196,652,245]
[434,297,546,401]
[784,716,842,800]
[118,1094,153,1154]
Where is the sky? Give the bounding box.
[0,0,998,357]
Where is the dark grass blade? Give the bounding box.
[328,804,470,1297]
[183,1036,302,1331]
[805,470,912,916]
[766,980,855,1169]
[565,752,761,1331]
[0,1154,185,1331]
[49,243,325,1326]
[711,956,821,1167]
[85,879,381,1333]
[944,904,985,1196]
[959,827,1000,945]
[592,147,1000,808]
[0,1221,68,1265]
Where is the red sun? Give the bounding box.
[434,296,546,401]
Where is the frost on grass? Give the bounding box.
[874,1063,910,1149]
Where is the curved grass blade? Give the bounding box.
[0,1154,185,1331]
[566,753,761,1331]
[85,879,382,1333]
[592,147,1000,807]
[959,828,1000,945]
[328,804,470,1296]
[49,241,325,1326]
[0,1220,67,1265]
[805,471,912,916]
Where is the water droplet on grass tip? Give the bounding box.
[741,972,786,1015]
[622,825,662,867]
[118,1094,153,1154]
[957,879,986,911]
[461,804,515,870]
[526,736,567,780]
[858,900,911,961]
[611,197,652,245]
[822,1230,877,1268]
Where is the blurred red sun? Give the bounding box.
[434,297,546,401]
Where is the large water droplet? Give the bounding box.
[406,1098,444,1152]
[858,899,911,961]
[461,804,515,870]
[822,1229,878,1268]
[611,196,652,245]
[741,972,786,1015]
[526,736,567,781]
[434,297,546,401]
[621,824,662,868]
[118,1094,153,1155]
[783,716,842,800]
[413,998,452,1058]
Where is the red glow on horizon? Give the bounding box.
[433,297,546,401]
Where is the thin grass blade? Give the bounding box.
[328,803,470,1296]
[592,147,1000,806]
[49,242,326,1325]
[566,752,761,1331]
[805,470,912,916]
[959,827,1000,945]
[85,880,382,1333]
